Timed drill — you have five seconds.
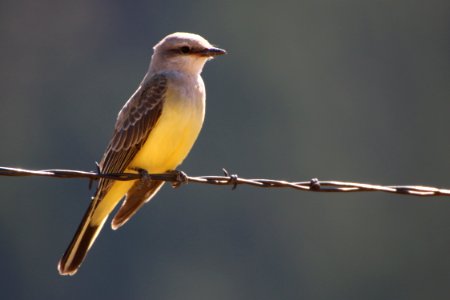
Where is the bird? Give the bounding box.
[58,32,226,275]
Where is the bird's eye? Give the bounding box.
[179,46,191,54]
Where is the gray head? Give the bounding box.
[149,32,226,75]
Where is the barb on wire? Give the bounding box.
[0,166,449,197]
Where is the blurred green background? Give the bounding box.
[1,0,450,299]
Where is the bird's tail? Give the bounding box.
[58,178,163,275]
[58,195,107,276]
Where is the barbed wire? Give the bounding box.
[1,166,449,197]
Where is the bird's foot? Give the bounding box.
[131,167,152,181]
[171,170,188,188]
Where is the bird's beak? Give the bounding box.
[199,47,227,57]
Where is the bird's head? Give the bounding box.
[150,32,226,75]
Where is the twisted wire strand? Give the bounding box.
[1,166,449,197]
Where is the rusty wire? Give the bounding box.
[1,166,449,197]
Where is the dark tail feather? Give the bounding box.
[111,180,164,230]
[58,197,107,276]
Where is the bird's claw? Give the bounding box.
[172,170,188,188]
[131,167,152,181]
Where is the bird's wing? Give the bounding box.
[96,73,168,200]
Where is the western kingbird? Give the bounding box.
[58,32,226,275]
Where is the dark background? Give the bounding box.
[1,0,449,299]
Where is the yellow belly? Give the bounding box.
[129,90,204,173]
